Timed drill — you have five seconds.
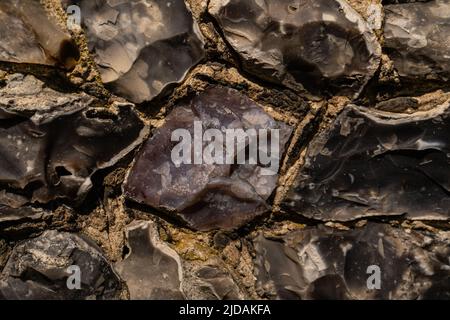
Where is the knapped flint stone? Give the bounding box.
[0,74,147,207]
[65,0,204,103]
[124,87,292,231]
[115,221,185,300]
[115,220,243,300]
[194,266,242,300]
[384,0,450,82]
[283,99,450,221]
[0,205,57,223]
[209,0,381,96]
[0,230,122,300]
[0,0,80,69]
[254,223,450,300]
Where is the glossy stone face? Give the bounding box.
[0,74,146,207]
[209,0,381,96]
[283,99,450,221]
[115,221,184,300]
[0,0,80,69]
[0,231,122,300]
[384,0,450,82]
[254,223,450,300]
[124,87,292,231]
[114,220,244,300]
[65,0,204,103]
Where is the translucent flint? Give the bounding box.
[65,0,205,103]
[209,0,381,96]
[124,87,292,231]
[0,0,80,69]
[254,223,450,299]
[283,99,450,221]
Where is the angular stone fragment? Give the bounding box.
[0,230,122,300]
[124,87,292,231]
[254,223,450,300]
[0,74,147,207]
[115,221,184,299]
[283,99,450,221]
[194,266,242,300]
[384,0,450,82]
[0,0,80,69]
[0,205,56,223]
[209,0,381,96]
[64,0,204,103]
[115,220,243,300]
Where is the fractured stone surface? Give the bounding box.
[0,230,122,300]
[0,0,80,69]
[124,87,292,231]
[0,74,146,207]
[0,205,64,224]
[65,0,205,103]
[209,0,381,96]
[0,0,449,302]
[115,221,184,299]
[384,0,450,82]
[254,223,450,299]
[283,98,450,221]
[115,220,243,300]
[193,265,242,300]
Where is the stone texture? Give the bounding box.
[0,0,80,69]
[209,0,381,96]
[0,205,59,223]
[0,0,448,302]
[115,221,184,300]
[384,0,450,82]
[124,87,292,231]
[254,223,450,300]
[65,0,204,103]
[0,230,122,300]
[115,220,243,300]
[283,99,450,221]
[194,265,242,300]
[0,74,147,207]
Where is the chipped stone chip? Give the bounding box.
[0,0,80,69]
[209,0,381,97]
[384,0,450,83]
[254,223,450,299]
[115,220,185,300]
[124,87,292,231]
[0,74,147,207]
[283,99,450,222]
[0,230,122,300]
[64,0,205,103]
